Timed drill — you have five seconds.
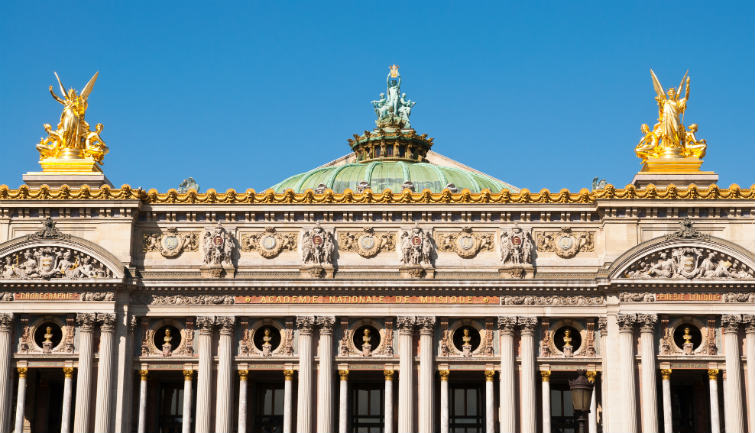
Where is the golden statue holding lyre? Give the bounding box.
[35,72,108,172]
[635,69,707,172]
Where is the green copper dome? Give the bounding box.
[270,161,515,194]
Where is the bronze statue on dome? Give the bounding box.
[371,65,416,128]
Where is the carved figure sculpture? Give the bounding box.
[162,328,173,357]
[461,328,472,357]
[301,224,336,265]
[202,224,235,266]
[361,328,372,356]
[262,328,273,357]
[370,65,417,128]
[500,227,534,266]
[399,225,433,266]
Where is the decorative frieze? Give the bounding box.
[501,295,603,305]
[434,227,494,259]
[535,228,595,258]
[622,247,754,280]
[143,228,199,258]
[240,227,297,258]
[1,247,113,280]
[148,294,235,305]
[339,228,395,258]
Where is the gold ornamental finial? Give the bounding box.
[390,64,399,78]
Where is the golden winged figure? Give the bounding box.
[36,72,109,166]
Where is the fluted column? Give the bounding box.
[541,371,551,433]
[485,370,495,433]
[617,313,638,433]
[73,313,96,433]
[215,316,235,433]
[137,369,148,433]
[296,316,316,433]
[316,316,335,433]
[384,369,394,433]
[182,369,193,433]
[661,369,672,433]
[283,369,294,433]
[195,316,215,433]
[61,366,74,433]
[439,369,449,433]
[94,313,116,433]
[638,314,658,433]
[338,369,348,433]
[743,316,755,433]
[722,314,744,433]
[708,369,720,433]
[0,314,14,433]
[586,371,597,433]
[519,317,538,433]
[418,316,435,433]
[238,370,248,433]
[497,316,517,433]
[13,367,27,433]
[397,316,415,433]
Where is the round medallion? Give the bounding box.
[554,232,579,258]
[557,236,573,251]
[260,235,278,250]
[457,234,475,251]
[359,235,376,250]
[411,235,422,246]
[312,235,323,246]
[213,235,224,247]
[162,236,179,251]
[511,235,522,246]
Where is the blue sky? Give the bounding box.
[1,1,752,191]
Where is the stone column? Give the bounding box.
[541,371,551,433]
[597,318,609,431]
[94,313,116,433]
[117,315,137,433]
[708,369,720,433]
[485,370,495,433]
[661,369,672,433]
[722,314,744,433]
[338,369,348,433]
[743,315,755,433]
[0,314,14,433]
[397,316,415,433]
[417,316,435,433]
[195,316,215,433]
[617,313,638,433]
[182,369,194,433]
[296,316,316,433]
[439,369,449,433]
[137,369,148,433]
[497,316,517,433]
[586,372,597,433]
[73,313,96,433]
[238,370,248,433]
[384,369,394,433]
[638,314,658,433]
[215,316,235,433]
[283,369,294,433]
[61,366,74,433]
[13,367,27,433]
[519,317,538,433]
[316,316,335,433]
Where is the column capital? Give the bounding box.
[183,369,194,381]
[660,368,672,380]
[196,316,215,334]
[517,316,538,334]
[637,313,657,333]
[316,316,336,334]
[0,313,13,332]
[63,366,74,378]
[617,313,638,332]
[139,369,148,381]
[17,367,28,378]
[396,316,416,333]
[384,369,395,381]
[97,313,116,332]
[76,313,97,331]
[721,314,742,333]
[283,369,295,381]
[417,316,436,334]
[484,370,495,382]
[438,369,449,381]
[338,369,349,381]
[216,316,235,335]
[540,370,551,382]
[707,368,719,380]
[585,370,597,384]
[296,316,316,334]
[238,369,249,381]
[497,315,517,335]
[741,314,755,333]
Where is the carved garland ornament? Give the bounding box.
[241,227,297,258]
[501,295,604,306]
[536,228,594,259]
[143,228,199,258]
[434,227,494,259]
[339,228,395,258]
[622,247,754,280]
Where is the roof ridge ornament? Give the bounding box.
[665,218,709,241]
[26,217,70,241]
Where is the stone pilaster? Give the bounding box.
[182,369,194,433]
[397,316,415,433]
[417,316,435,433]
[14,366,27,433]
[316,316,335,433]
[617,313,638,433]
[518,316,538,433]
[722,314,744,433]
[637,313,658,433]
[439,369,449,433]
[296,316,316,433]
[94,313,116,433]
[384,369,394,433]
[541,371,551,433]
[73,313,96,433]
[137,369,148,433]
[215,316,235,433]
[283,369,294,433]
[0,313,13,433]
[708,369,720,433]
[497,315,517,433]
[195,316,215,433]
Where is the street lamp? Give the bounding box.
[569,369,594,433]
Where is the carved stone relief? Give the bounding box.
[148,294,235,305]
[143,228,199,258]
[339,228,395,258]
[499,226,534,266]
[240,227,297,258]
[201,223,236,278]
[501,295,603,305]
[399,225,434,278]
[1,247,113,280]
[622,247,754,280]
[434,227,494,259]
[535,228,594,258]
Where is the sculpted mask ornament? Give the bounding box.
[435,227,494,259]
[622,247,754,280]
[536,228,594,259]
[301,224,336,266]
[339,228,395,258]
[143,228,199,258]
[241,227,297,258]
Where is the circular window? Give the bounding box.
[254,326,281,352]
[352,325,380,352]
[34,322,62,349]
[673,324,702,351]
[554,326,581,353]
[452,326,481,352]
[154,325,181,352]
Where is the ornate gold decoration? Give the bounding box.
[339,228,395,258]
[36,72,108,173]
[63,366,74,378]
[660,368,672,380]
[435,227,494,258]
[484,370,495,382]
[586,371,597,384]
[143,228,199,258]
[183,369,194,381]
[17,367,28,378]
[540,370,551,382]
[636,70,707,172]
[536,228,594,259]
[384,369,394,381]
[439,369,450,381]
[707,369,719,380]
[339,369,349,381]
[241,227,297,258]
[139,369,149,380]
[283,369,295,380]
[238,370,249,381]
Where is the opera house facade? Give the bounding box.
[0,67,753,433]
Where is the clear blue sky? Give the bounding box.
[1,1,753,191]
